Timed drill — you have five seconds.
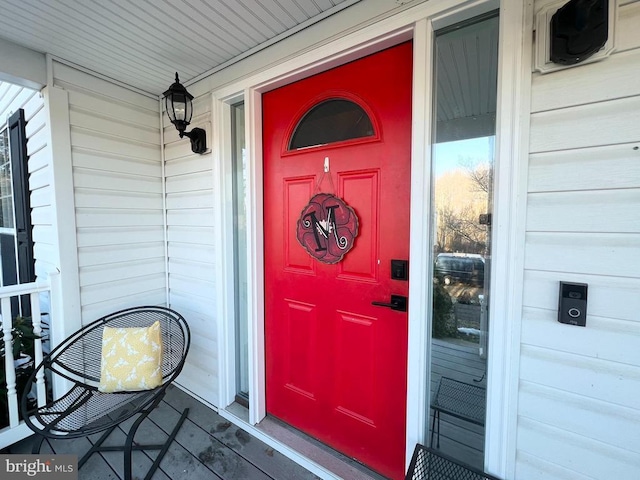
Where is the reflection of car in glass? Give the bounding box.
[435,253,485,286]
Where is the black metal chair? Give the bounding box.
[405,444,500,480]
[20,306,190,480]
[431,376,485,448]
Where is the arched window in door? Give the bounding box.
[288,98,375,150]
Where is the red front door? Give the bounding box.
[263,42,412,479]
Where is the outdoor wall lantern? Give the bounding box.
[163,73,207,154]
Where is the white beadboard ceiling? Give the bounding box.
[434,14,499,142]
[0,0,360,96]
[0,0,497,135]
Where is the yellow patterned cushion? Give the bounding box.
[99,321,162,393]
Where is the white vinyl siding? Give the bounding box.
[0,82,50,289]
[164,94,218,405]
[516,1,640,479]
[25,90,52,281]
[51,62,165,323]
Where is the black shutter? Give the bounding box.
[0,234,18,286]
[8,109,35,316]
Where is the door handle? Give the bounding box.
[371,295,407,312]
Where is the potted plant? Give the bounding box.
[0,316,47,428]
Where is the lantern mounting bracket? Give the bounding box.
[180,127,207,154]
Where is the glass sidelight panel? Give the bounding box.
[231,102,249,404]
[428,12,498,469]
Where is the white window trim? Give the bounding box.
[213,0,530,478]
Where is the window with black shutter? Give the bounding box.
[0,109,35,316]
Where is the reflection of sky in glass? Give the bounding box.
[433,136,494,178]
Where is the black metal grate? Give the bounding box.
[405,445,501,480]
[432,377,485,424]
[430,376,486,448]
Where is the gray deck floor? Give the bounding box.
[9,386,321,480]
[429,338,487,470]
[7,341,487,479]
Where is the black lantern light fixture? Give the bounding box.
[163,73,207,154]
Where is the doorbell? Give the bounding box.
[558,281,588,327]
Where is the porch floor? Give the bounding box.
[9,385,324,480]
[7,355,485,480]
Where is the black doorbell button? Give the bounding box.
[558,282,588,327]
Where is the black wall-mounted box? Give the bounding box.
[550,0,608,66]
[558,281,588,327]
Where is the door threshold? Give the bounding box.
[222,402,389,480]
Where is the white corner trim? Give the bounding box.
[214,94,239,409]
[405,16,433,469]
[159,97,170,308]
[484,0,532,477]
[534,0,617,74]
[246,87,267,426]
[43,86,82,337]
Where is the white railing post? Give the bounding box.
[49,270,64,349]
[1,297,18,428]
[30,292,47,407]
[48,270,71,400]
[0,280,52,449]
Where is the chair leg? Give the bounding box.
[430,409,437,448]
[75,398,188,480]
[142,408,189,480]
[122,394,166,480]
[79,424,119,469]
[31,434,46,454]
[124,405,189,480]
[430,410,441,449]
[123,409,149,480]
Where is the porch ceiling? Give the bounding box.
[0,0,360,96]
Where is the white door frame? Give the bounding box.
[213,1,530,477]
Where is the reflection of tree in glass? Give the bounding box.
[434,159,491,255]
[461,158,492,195]
[432,280,454,338]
